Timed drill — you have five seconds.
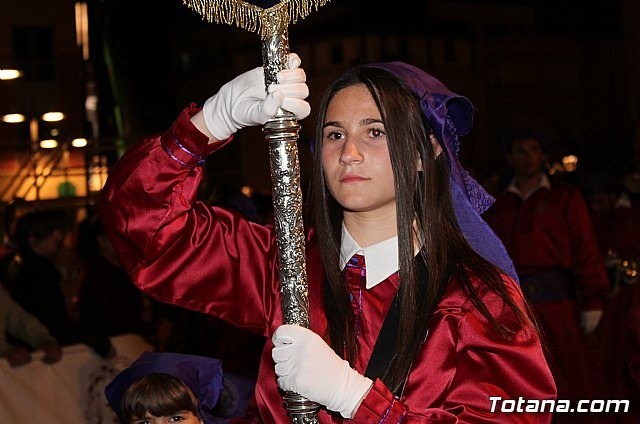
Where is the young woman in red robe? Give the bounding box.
[100,54,556,423]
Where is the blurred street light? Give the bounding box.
[1,112,66,146]
[0,68,23,80]
[1,113,26,123]
[41,111,65,122]
[71,137,87,148]
[562,155,579,172]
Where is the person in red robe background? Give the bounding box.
[100,54,556,422]
[483,131,610,423]
[584,157,640,423]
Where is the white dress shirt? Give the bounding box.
[339,225,399,290]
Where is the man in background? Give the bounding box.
[484,130,609,423]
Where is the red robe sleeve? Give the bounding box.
[99,105,281,336]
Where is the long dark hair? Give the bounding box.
[308,66,535,394]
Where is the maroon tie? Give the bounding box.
[344,254,366,289]
[344,254,366,338]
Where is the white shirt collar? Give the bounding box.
[340,225,399,290]
[506,172,550,200]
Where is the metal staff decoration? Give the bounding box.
[181,1,329,422]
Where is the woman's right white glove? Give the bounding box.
[272,324,373,419]
[203,53,310,140]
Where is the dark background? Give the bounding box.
[2,0,638,199]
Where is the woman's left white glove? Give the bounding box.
[202,53,310,140]
[272,324,373,419]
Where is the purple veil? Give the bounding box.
[368,62,518,282]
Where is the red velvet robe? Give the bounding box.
[100,105,556,423]
[589,195,640,422]
[483,181,609,310]
[483,177,611,422]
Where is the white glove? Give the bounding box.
[203,53,310,140]
[272,324,373,419]
[581,309,603,334]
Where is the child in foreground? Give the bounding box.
[105,351,237,424]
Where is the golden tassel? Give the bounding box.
[182,0,330,38]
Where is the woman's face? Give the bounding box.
[129,411,201,424]
[321,85,396,219]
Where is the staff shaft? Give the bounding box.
[261,24,320,423]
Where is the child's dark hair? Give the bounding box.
[120,373,199,421]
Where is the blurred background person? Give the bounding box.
[3,209,114,359]
[484,129,610,423]
[74,213,157,341]
[583,157,640,422]
[0,198,30,283]
[585,157,640,269]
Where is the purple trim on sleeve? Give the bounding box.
[379,398,395,424]
[172,133,206,165]
[160,131,206,167]
[378,397,408,424]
